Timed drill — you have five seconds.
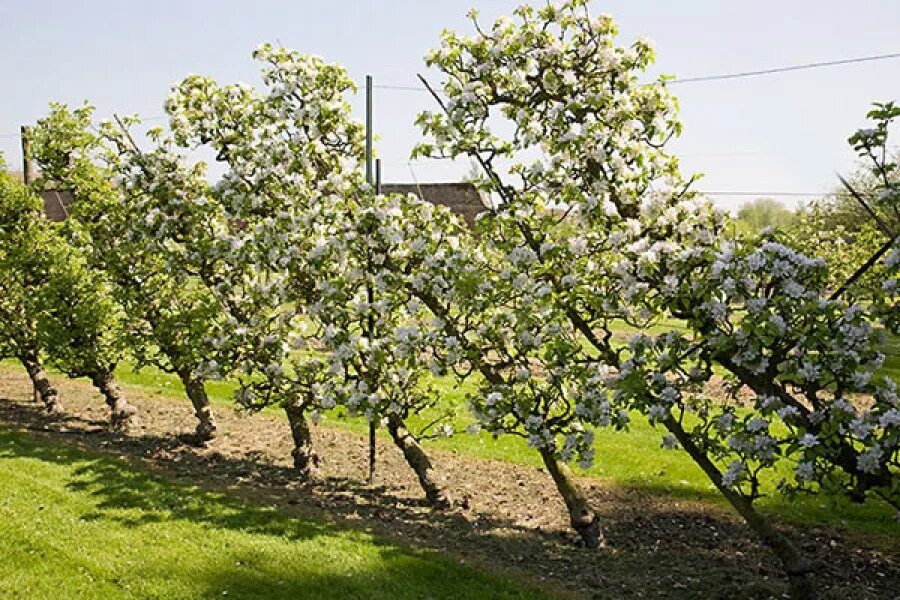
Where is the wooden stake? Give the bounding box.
[20,126,35,185]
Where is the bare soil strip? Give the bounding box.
[0,367,896,599]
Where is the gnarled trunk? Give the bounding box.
[283,403,318,479]
[539,446,603,548]
[19,352,63,414]
[385,414,450,508]
[177,368,217,441]
[664,417,816,599]
[89,369,138,429]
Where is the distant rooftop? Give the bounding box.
[6,172,490,226]
[6,170,72,222]
[381,182,488,227]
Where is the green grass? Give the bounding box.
[0,428,546,600]
[879,330,900,382]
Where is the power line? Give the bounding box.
[374,85,429,93]
[373,50,900,93]
[671,51,900,84]
[3,50,898,138]
[699,191,836,197]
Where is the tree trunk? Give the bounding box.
[385,414,450,508]
[283,403,318,478]
[19,353,63,414]
[177,368,217,441]
[89,370,138,429]
[664,417,816,599]
[539,446,603,548]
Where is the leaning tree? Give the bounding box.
[0,161,63,414]
[411,0,702,548]
[152,44,458,501]
[411,2,898,596]
[28,105,224,439]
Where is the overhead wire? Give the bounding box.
[372,50,900,93]
[670,51,900,84]
[5,49,899,139]
[4,50,898,198]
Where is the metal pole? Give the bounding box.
[365,75,373,186]
[375,158,382,195]
[365,76,377,484]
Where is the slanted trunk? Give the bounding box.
[385,414,450,508]
[539,446,603,548]
[19,353,63,414]
[284,403,318,478]
[89,370,138,429]
[664,417,816,599]
[177,368,217,441]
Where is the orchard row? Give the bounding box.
[0,3,897,598]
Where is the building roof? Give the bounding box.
[7,172,491,226]
[39,188,73,221]
[381,182,488,227]
[6,170,73,222]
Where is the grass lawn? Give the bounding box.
[0,428,546,600]
[879,330,900,382]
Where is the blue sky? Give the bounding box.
[1,0,898,211]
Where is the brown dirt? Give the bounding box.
[1,367,897,599]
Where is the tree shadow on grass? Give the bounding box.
[1,396,897,599]
[182,557,546,600]
[0,429,544,600]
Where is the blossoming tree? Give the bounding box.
[0,161,63,413]
[412,2,897,595]
[155,45,456,501]
[142,47,365,476]
[28,105,222,439]
[412,0,704,548]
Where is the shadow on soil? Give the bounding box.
[1,397,896,599]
